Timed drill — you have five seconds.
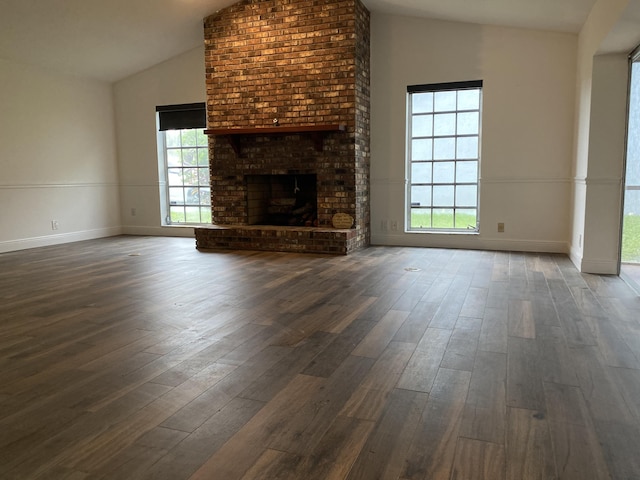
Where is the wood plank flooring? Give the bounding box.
[1,236,640,479]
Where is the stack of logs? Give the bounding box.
[268,198,317,227]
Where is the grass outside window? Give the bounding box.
[410,210,477,230]
[622,214,640,263]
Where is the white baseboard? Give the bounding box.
[568,245,583,272]
[0,227,122,254]
[568,244,618,274]
[371,232,569,255]
[121,225,195,237]
[578,257,619,275]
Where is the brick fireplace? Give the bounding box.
[194,0,370,254]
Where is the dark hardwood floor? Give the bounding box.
[1,236,640,479]
[621,263,640,295]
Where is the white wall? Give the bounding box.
[114,46,206,237]
[581,54,628,273]
[370,13,577,253]
[0,58,120,253]
[570,0,633,274]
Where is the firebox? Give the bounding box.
[247,174,317,227]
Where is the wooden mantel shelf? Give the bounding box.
[204,124,346,156]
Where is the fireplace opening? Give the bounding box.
[247,174,317,227]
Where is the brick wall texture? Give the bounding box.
[202,0,370,253]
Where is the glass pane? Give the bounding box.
[411,208,431,228]
[432,208,454,228]
[456,161,478,183]
[433,113,456,136]
[197,148,209,166]
[168,168,183,186]
[412,115,433,137]
[166,130,181,148]
[185,187,200,204]
[434,91,456,112]
[200,207,212,223]
[181,129,197,147]
[433,185,454,206]
[457,112,479,135]
[412,139,433,160]
[199,168,210,186]
[185,206,201,222]
[182,168,198,186]
[434,137,455,160]
[196,129,208,147]
[455,185,477,207]
[200,187,211,205]
[412,92,433,113]
[433,162,455,184]
[166,149,181,167]
[458,89,480,110]
[627,63,640,185]
[170,206,185,223]
[455,209,477,229]
[411,162,432,183]
[623,190,640,261]
[169,187,184,205]
[623,62,640,262]
[624,189,640,216]
[622,212,640,262]
[457,136,479,159]
[627,148,640,185]
[182,148,197,166]
[411,185,432,206]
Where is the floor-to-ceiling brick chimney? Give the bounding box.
[194,0,370,254]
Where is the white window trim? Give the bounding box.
[406,80,482,233]
[156,123,211,226]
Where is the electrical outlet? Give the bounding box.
[497,222,504,233]
[131,207,137,216]
[381,220,388,231]
[51,220,59,230]
[391,220,398,231]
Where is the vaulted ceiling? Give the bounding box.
[0,0,614,82]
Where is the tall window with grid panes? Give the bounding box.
[163,128,211,224]
[407,81,482,231]
[156,103,211,225]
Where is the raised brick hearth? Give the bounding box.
[194,0,370,255]
[195,224,359,254]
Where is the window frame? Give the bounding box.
[155,102,211,226]
[159,128,211,225]
[406,80,483,233]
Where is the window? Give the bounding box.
[407,81,482,232]
[156,103,211,225]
